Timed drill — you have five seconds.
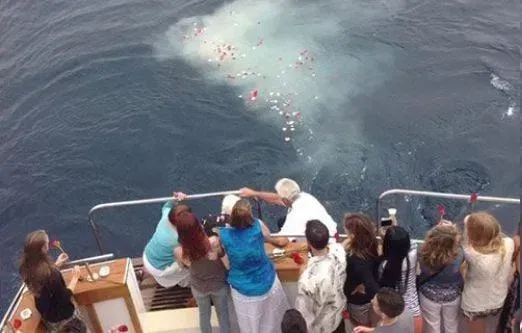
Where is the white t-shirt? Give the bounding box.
[277,192,338,236]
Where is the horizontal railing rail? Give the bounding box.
[64,253,114,267]
[376,189,520,224]
[89,190,241,254]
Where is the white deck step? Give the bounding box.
[140,308,220,333]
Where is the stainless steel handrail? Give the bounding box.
[0,284,25,330]
[377,189,520,223]
[65,253,114,267]
[89,190,241,254]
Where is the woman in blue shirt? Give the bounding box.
[219,199,290,333]
[142,192,191,288]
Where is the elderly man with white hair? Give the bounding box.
[240,178,338,237]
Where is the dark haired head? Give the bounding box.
[281,309,307,333]
[231,199,254,229]
[168,204,192,227]
[374,287,405,318]
[305,220,329,250]
[381,226,411,292]
[343,213,378,260]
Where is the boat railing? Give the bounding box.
[0,253,114,330]
[88,188,520,254]
[376,188,519,222]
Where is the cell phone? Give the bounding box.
[381,217,393,227]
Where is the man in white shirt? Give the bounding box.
[240,178,338,238]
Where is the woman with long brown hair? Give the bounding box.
[461,212,514,333]
[19,230,84,332]
[418,223,464,333]
[174,212,230,333]
[343,213,380,328]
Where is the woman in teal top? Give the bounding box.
[219,199,289,333]
[142,192,191,288]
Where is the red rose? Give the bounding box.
[12,318,22,329]
[291,253,304,265]
[469,193,478,204]
[437,204,446,217]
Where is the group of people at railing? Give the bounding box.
[14,177,520,333]
[137,178,520,333]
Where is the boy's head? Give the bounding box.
[281,309,307,333]
[305,219,329,251]
[372,287,405,319]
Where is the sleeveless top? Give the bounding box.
[190,254,227,293]
[220,219,275,296]
[419,249,464,303]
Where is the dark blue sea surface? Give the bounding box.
[0,0,519,314]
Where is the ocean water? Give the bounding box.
[0,0,519,313]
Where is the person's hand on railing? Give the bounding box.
[173,192,187,201]
[239,187,257,198]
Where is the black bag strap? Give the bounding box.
[417,265,447,287]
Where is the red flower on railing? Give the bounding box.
[469,193,478,212]
[437,204,446,218]
[291,253,304,265]
[118,325,128,332]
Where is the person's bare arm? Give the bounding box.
[221,254,230,270]
[174,246,190,268]
[240,187,285,206]
[260,220,289,247]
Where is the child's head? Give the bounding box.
[281,309,307,333]
[372,287,405,320]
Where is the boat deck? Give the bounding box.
[131,258,195,312]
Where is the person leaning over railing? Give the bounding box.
[19,230,86,332]
[295,220,347,333]
[378,225,422,333]
[239,178,337,240]
[417,222,464,333]
[141,192,190,288]
[343,213,381,328]
[218,199,290,333]
[460,212,514,333]
[174,212,231,333]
